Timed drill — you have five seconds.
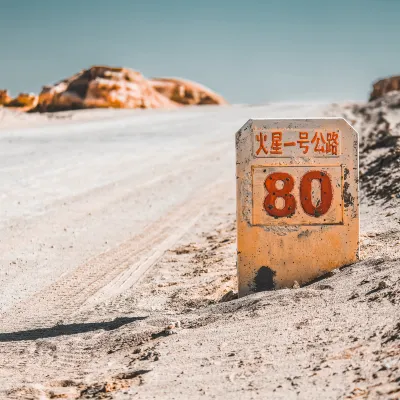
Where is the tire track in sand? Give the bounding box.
[0,180,231,333]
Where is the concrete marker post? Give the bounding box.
[236,118,359,297]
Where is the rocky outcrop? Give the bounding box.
[0,90,12,106]
[2,67,227,113]
[369,76,400,101]
[149,78,227,106]
[36,66,179,112]
[347,91,400,200]
[6,93,38,111]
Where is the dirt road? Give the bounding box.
[0,102,398,399]
[0,103,334,316]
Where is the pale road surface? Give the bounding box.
[0,103,335,323]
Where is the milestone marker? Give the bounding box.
[236,119,359,297]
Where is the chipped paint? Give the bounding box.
[343,181,355,208]
[298,230,312,239]
[236,119,359,297]
[253,266,276,291]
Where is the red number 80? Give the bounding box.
[264,171,333,218]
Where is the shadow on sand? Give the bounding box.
[0,316,147,342]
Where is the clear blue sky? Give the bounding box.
[0,0,399,103]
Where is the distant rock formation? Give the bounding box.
[35,66,229,112]
[6,93,38,111]
[36,66,179,112]
[0,90,38,111]
[369,75,400,101]
[149,78,227,106]
[0,90,12,106]
[1,67,227,113]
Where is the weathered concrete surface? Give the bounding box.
[236,119,359,296]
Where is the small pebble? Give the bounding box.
[377,281,387,290]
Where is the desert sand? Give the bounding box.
[0,98,398,399]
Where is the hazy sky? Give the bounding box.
[0,0,399,103]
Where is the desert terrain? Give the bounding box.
[0,94,398,399]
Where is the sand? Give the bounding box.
[0,100,398,399]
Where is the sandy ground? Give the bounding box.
[0,101,398,399]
